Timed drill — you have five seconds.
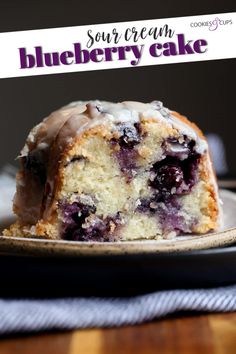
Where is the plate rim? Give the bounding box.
[0,227,236,257]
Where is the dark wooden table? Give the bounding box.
[1,312,236,353]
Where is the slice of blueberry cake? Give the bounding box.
[4,100,221,241]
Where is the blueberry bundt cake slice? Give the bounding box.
[4,100,221,241]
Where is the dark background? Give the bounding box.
[0,0,235,173]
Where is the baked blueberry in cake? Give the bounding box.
[4,100,221,241]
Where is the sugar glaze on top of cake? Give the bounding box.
[20,100,207,158]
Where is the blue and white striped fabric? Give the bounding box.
[0,285,236,334]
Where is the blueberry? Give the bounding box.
[162,136,196,160]
[152,164,184,192]
[59,200,120,242]
[111,123,142,182]
[63,202,95,225]
[151,100,163,110]
[117,124,141,149]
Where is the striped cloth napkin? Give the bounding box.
[0,285,236,334]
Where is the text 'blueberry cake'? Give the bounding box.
[4,100,221,241]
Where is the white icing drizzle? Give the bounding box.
[73,100,207,155]
[23,100,207,157]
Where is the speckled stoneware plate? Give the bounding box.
[0,189,236,257]
[0,189,236,296]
